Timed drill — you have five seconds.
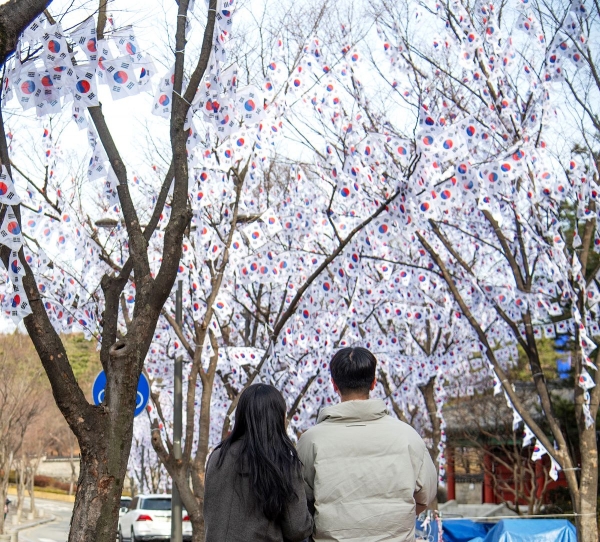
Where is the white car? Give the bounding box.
[119,497,132,517]
[118,494,192,541]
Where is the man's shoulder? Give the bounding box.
[297,423,325,447]
[298,414,426,446]
[383,415,430,445]
[364,413,426,444]
[381,413,421,432]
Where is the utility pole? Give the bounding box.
[171,280,183,542]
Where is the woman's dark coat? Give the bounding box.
[203,440,313,542]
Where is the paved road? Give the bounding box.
[12,498,72,542]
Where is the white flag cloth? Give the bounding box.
[530,439,548,462]
[0,208,23,250]
[0,166,21,205]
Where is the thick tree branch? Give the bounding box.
[152,0,217,306]
[0,0,53,66]
[223,164,420,426]
[379,369,409,424]
[287,372,318,423]
[88,105,150,282]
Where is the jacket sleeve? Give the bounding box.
[414,448,438,506]
[280,469,314,542]
[296,432,315,504]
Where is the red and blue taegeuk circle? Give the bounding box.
[113,70,129,84]
[7,221,21,234]
[76,80,91,93]
[48,40,61,53]
[21,80,36,94]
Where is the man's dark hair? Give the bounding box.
[330,347,377,395]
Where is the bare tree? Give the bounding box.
[48,423,78,495]
[0,0,219,539]
[371,0,600,537]
[0,336,45,534]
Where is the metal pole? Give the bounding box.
[171,280,183,542]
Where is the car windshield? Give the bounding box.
[141,498,171,511]
[120,498,131,508]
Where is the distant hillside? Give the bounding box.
[0,332,102,456]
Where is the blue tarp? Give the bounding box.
[442,519,577,542]
[442,519,493,542]
[416,516,441,541]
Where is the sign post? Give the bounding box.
[92,371,150,417]
[171,280,183,542]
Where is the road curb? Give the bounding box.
[6,515,56,533]
[7,486,75,503]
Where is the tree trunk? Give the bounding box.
[0,497,5,534]
[574,421,598,542]
[0,488,6,535]
[17,459,25,519]
[0,0,54,66]
[576,508,598,542]
[27,466,35,517]
[65,341,148,542]
[419,376,440,508]
[68,408,136,540]
[190,517,204,542]
[0,452,11,534]
[419,377,441,468]
[68,442,76,496]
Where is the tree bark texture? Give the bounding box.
[419,376,440,508]
[573,367,599,542]
[419,376,441,472]
[66,342,150,542]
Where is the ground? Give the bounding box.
[5,497,72,542]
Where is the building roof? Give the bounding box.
[443,382,573,443]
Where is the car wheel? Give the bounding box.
[131,529,137,542]
[117,528,124,542]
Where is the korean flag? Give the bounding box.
[216,0,234,31]
[242,223,267,250]
[8,284,32,324]
[112,29,143,62]
[103,57,139,99]
[237,85,265,125]
[14,64,41,111]
[0,208,24,251]
[0,166,21,205]
[260,208,283,236]
[41,25,71,67]
[72,65,99,106]
[71,17,98,63]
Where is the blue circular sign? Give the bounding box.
[92,371,150,417]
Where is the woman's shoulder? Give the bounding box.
[208,440,242,468]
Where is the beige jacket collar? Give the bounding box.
[317,398,388,424]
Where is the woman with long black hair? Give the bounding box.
[203,383,313,542]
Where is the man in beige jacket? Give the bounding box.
[297,347,437,542]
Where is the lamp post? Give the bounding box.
[94,218,119,229]
[171,280,183,542]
